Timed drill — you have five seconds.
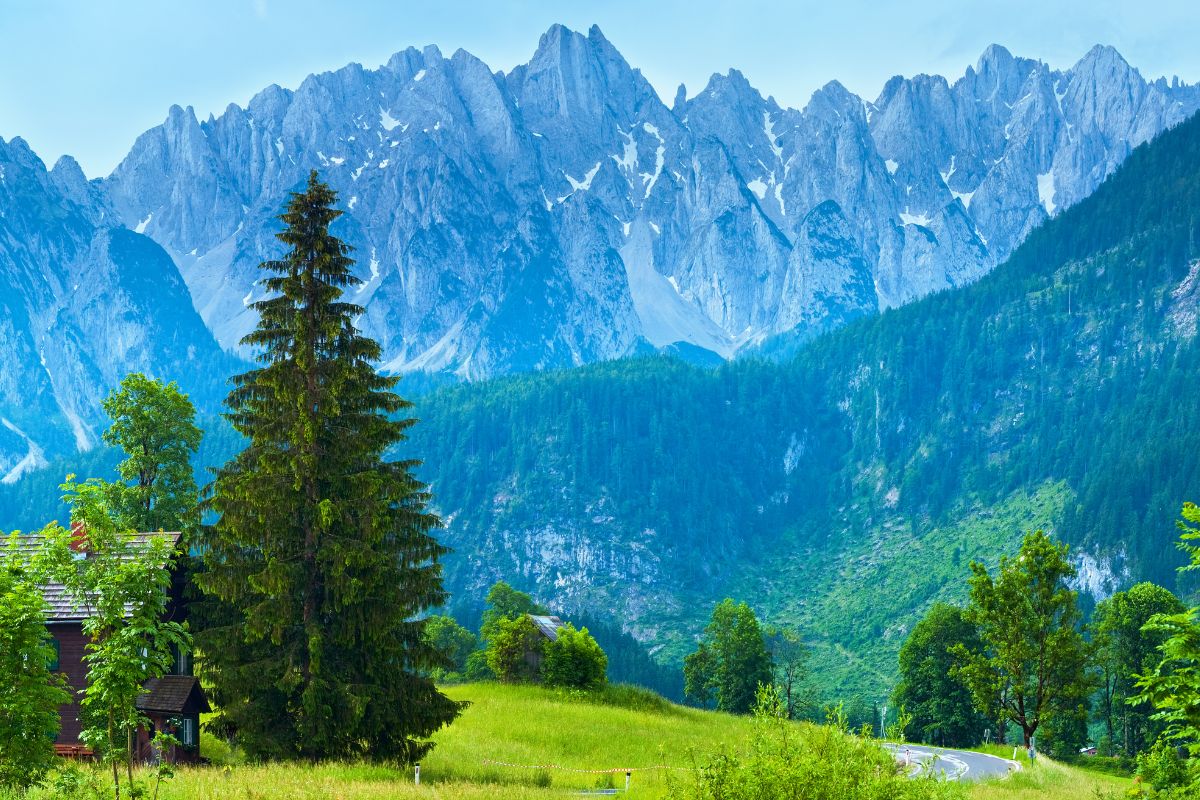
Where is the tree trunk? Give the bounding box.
[109,710,121,800]
[126,727,135,794]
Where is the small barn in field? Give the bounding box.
[524,614,566,674]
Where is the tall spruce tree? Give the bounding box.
[197,172,462,761]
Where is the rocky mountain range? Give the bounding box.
[103,26,1200,377]
[1,24,1198,475]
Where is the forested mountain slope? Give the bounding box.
[406,108,1200,697]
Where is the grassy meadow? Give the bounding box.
[15,683,1131,799]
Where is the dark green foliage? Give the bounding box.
[573,615,685,701]
[423,615,478,681]
[0,535,71,791]
[1038,695,1090,759]
[542,624,607,690]
[196,173,461,762]
[764,626,809,720]
[1133,504,1200,756]
[684,599,774,714]
[100,373,202,537]
[954,531,1091,747]
[893,603,989,747]
[1094,582,1186,755]
[486,615,543,683]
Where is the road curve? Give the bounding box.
[881,743,1020,781]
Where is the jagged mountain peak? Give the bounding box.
[975,43,1017,74]
[807,79,863,116]
[1073,43,1136,75]
[672,83,687,113]
[696,68,761,102]
[0,135,43,167]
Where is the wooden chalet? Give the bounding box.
[5,529,208,764]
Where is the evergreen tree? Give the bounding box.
[197,172,461,761]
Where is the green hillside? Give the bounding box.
[405,110,1200,700]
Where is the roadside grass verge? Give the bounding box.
[967,751,1131,800]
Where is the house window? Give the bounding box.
[48,638,60,671]
[180,716,198,748]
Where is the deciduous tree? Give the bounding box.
[1093,582,1184,755]
[101,373,202,536]
[1133,503,1200,753]
[684,599,774,714]
[0,534,71,791]
[764,625,809,720]
[423,615,477,681]
[542,624,607,690]
[41,479,190,800]
[486,615,543,683]
[953,531,1090,747]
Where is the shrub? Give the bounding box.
[543,624,607,690]
[486,615,544,683]
[1136,740,1189,791]
[669,684,964,800]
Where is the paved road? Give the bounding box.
[881,743,1020,781]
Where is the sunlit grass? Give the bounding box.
[967,752,1130,800]
[170,683,760,799]
[16,684,1120,799]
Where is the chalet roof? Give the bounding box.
[136,675,210,715]
[528,614,566,641]
[2,531,182,622]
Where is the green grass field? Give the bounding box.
[179,683,758,798]
[17,683,1131,799]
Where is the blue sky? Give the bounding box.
[3,0,1198,178]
